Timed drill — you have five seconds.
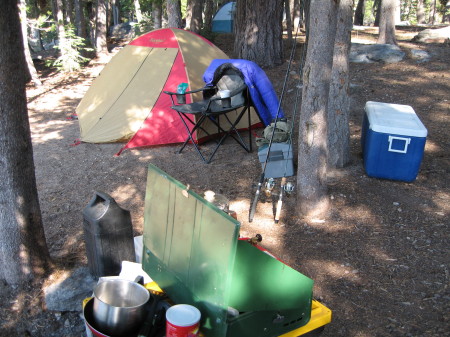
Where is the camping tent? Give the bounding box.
[76,28,260,154]
[212,2,236,33]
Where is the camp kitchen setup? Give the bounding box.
[76,20,429,336]
[82,164,332,337]
[80,98,428,337]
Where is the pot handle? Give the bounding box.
[134,275,144,285]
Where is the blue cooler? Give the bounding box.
[361,101,427,182]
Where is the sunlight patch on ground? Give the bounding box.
[112,184,143,205]
[425,139,442,153]
[367,247,398,263]
[310,260,362,283]
[432,191,450,211]
[129,149,154,161]
[30,120,68,143]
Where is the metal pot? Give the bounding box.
[92,278,150,336]
[83,297,111,337]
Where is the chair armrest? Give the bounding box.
[163,86,216,96]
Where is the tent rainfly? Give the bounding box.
[75,27,260,155]
[212,2,236,33]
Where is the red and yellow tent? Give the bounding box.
[76,28,259,154]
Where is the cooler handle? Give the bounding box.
[388,136,411,154]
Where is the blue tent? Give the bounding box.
[212,2,235,33]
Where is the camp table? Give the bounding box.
[140,164,332,337]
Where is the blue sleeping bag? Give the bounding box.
[203,59,284,126]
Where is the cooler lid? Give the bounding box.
[365,101,428,137]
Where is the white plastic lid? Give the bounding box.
[365,101,427,137]
[166,304,201,327]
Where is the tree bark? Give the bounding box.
[290,0,301,30]
[429,0,437,24]
[394,0,401,24]
[374,0,381,26]
[153,0,163,29]
[74,0,88,39]
[234,0,284,68]
[327,0,352,168]
[186,0,203,33]
[0,0,51,285]
[52,0,67,56]
[297,0,338,219]
[417,0,426,24]
[134,0,143,23]
[112,0,120,26]
[167,0,182,28]
[19,0,42,86]
[304,0,311,39]
[204,0,214,30]
[354,0,365,25]
[65,0,74,24]
[95,0,108,55]
[285,0,293,42]
[377,0,398,45]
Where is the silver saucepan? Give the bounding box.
[92,278,150,336]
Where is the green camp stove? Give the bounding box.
[142,164,315,337]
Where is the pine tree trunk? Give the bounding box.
[417,0,426,24]
[0,0,51,284]
[354,0,365,25]
[285,0,293,42]
[74,0,88,39]
[186,0,193,29]
[327,0,352,168]
[374,0,381,26]
[394,0,401,24]
[153,0,163,29]
[377,0,397,45]
[167,0,182,28]
[19,0,42,86]
[304,0,311,40]
[297,0,338,219]
[134,0,143,23]
[187,0,203,33]
[290,0,300,29]
[52,0,67,56]
[96,0,108,54]
[429,0,437,24]
[204,0,214,30]
[65,0,73,24]
[234,0,283,68]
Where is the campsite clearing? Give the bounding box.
[0,27,448,337]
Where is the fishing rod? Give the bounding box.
[273,6,308,224]
[249,22,302,223]
[274,44,306,223]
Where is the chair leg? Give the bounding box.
[203,106,252,163]
[176,112,210,163]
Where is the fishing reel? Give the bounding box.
[264,178,276,197]
[264,178,295,197]
[283,182,295,195]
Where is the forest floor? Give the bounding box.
[0,26,448,337]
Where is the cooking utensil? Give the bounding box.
[93,277,150,336]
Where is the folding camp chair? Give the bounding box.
[164,64,253,163]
